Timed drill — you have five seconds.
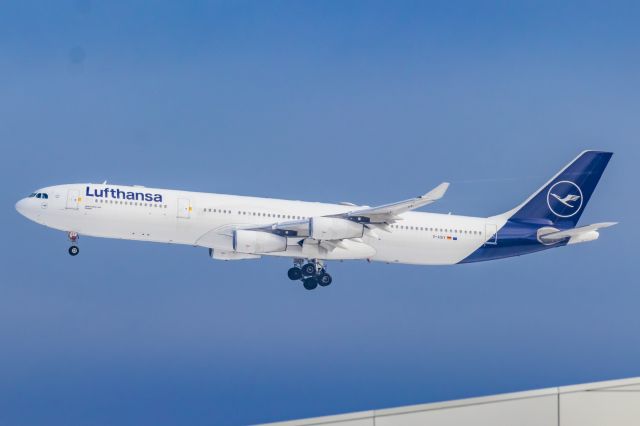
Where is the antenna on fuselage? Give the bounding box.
[102,180,107,185]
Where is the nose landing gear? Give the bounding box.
[68,232,79,256]
[289,259,332,290]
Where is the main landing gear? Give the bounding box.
[68,231,79,256]
[288,258,332,290]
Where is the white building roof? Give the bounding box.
[260,376,640,426]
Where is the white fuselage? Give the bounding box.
[16,183,505,265]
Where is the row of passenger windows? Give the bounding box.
[390,224,482,235]
[93,198,168,209]
[200,207,480,235]
[29,192,48,199]
[202,208,307,220]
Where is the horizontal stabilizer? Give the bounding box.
[539,222,617,243]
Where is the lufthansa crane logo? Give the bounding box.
[546,181,583,218]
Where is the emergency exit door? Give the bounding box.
[177,198,191,219]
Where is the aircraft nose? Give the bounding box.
[15,198,28,217]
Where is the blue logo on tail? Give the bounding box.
[546,181,583,218]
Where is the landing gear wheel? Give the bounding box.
[287,267,302,281]
[301,263,317,277]
[68,246,79,256]
[302,277,318,290]
[318,273,332,287]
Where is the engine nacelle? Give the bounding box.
[233,230,287,254]
[309,217,364,240]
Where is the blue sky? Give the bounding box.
[1,1,639,424]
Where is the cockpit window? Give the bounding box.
[30,192,48,199]
[36,193,41,198]
[29,193,36,198]
[42,193,48,199]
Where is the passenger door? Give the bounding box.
[177,198,191,219]
[66,190,79,210]
[485,223,498,245]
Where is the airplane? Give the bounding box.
[15,150,615,290]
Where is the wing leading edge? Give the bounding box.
[337,182,450,223]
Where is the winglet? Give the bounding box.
[423,182,449,201]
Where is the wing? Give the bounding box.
[198,182,450,259]
[239,182,450,236]
[332,182,450,223]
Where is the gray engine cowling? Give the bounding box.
[233,230,287,254]
[309,217,364,240]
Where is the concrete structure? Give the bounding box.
[262,377,640,425]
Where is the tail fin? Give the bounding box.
[506,150,613,228]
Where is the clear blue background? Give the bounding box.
[1,1,638,425]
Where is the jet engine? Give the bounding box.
[309,217,364,240]
[233,230,287,254]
